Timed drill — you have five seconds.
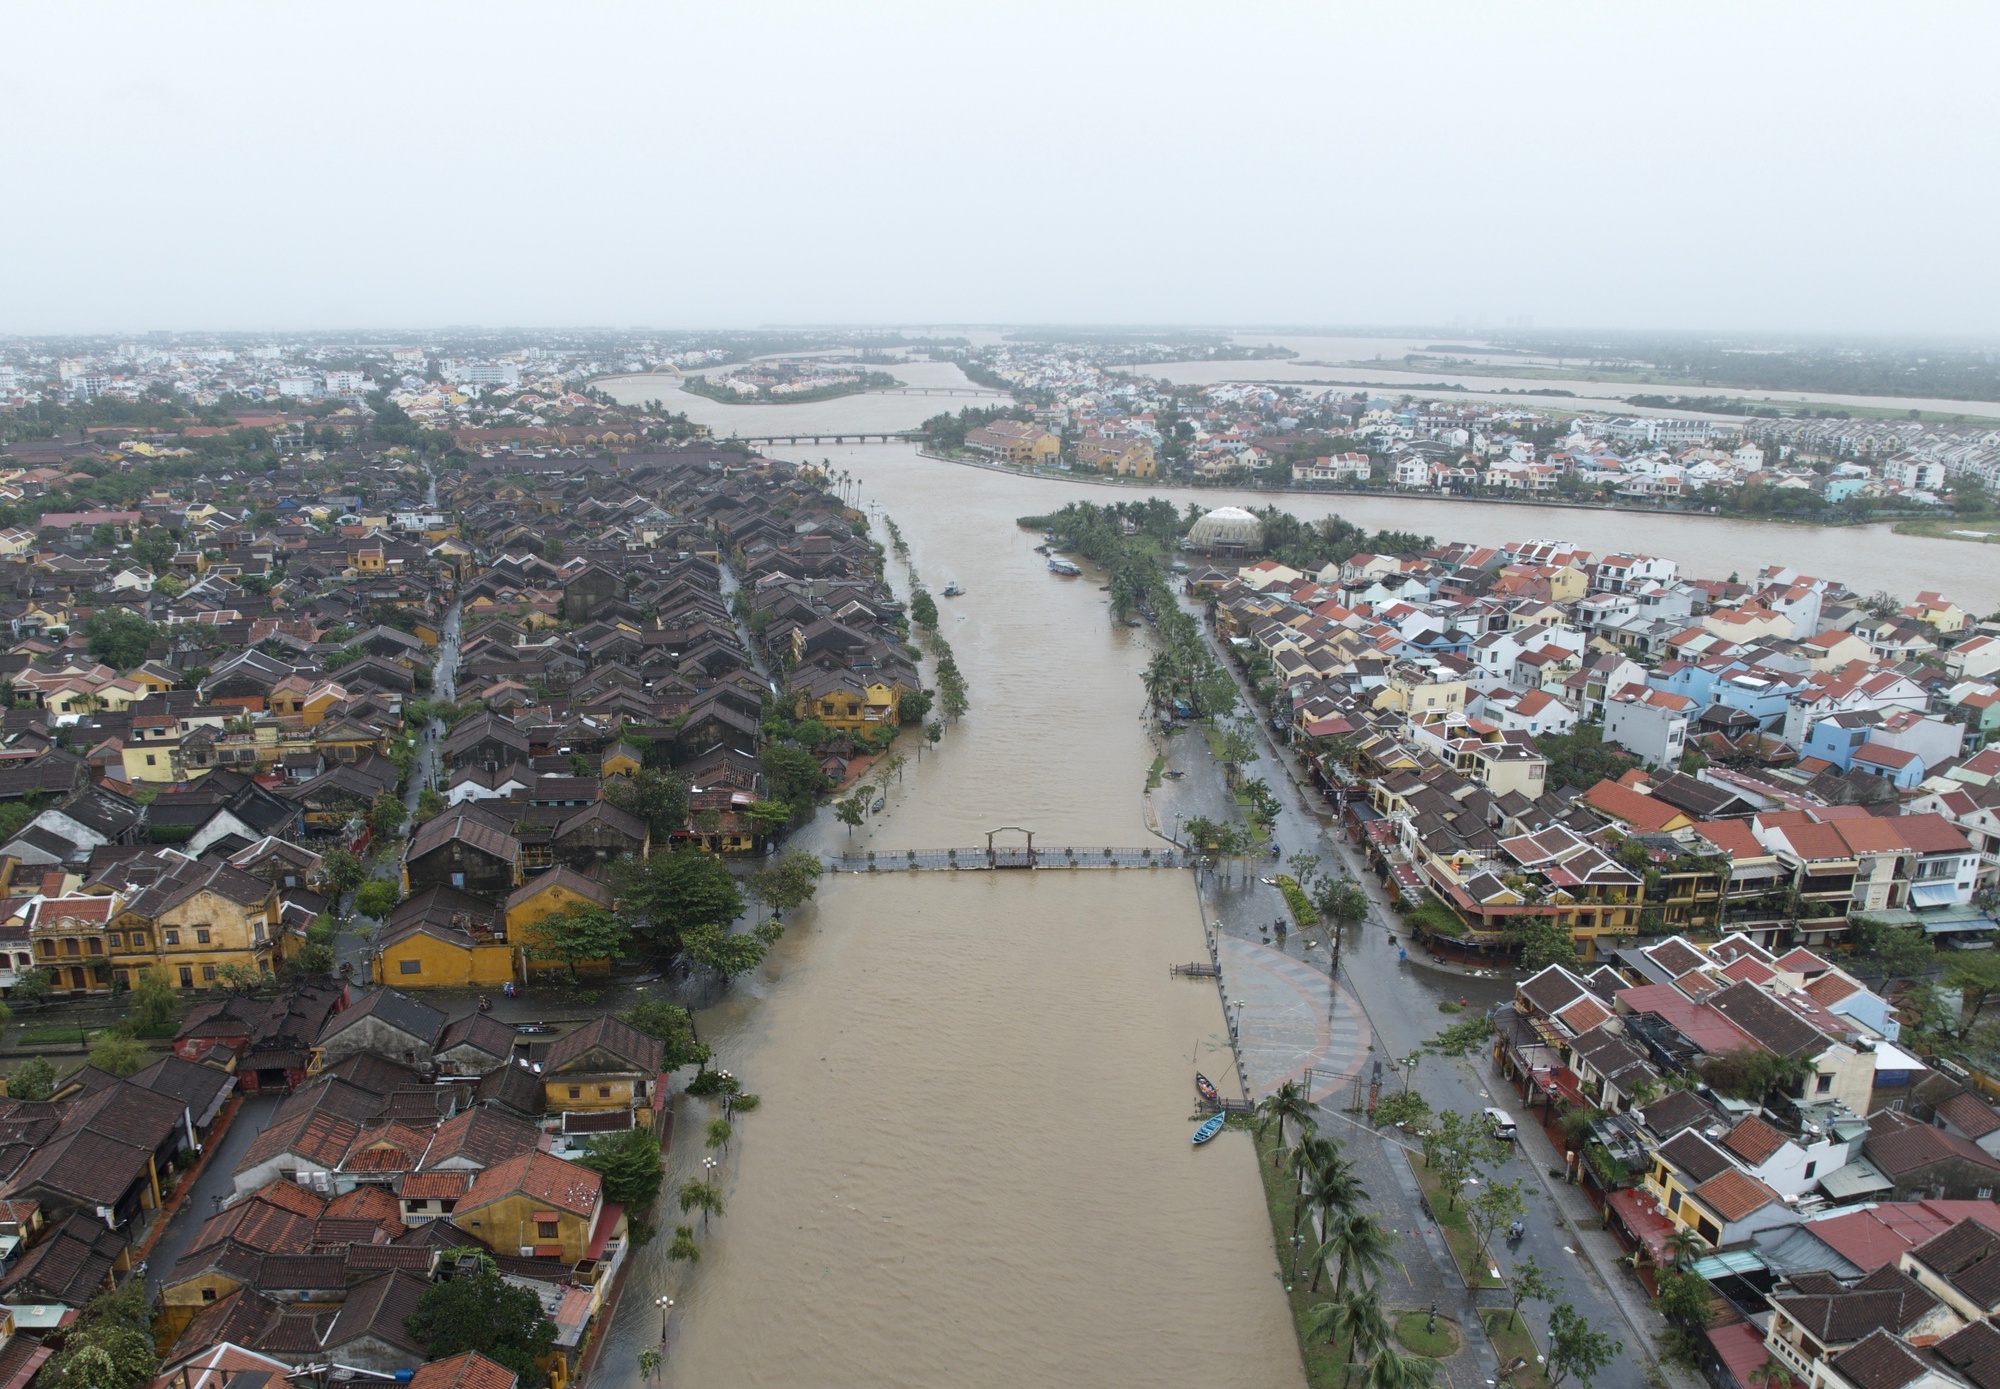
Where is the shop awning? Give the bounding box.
[1911,882,1964,909]
[1607,1187,1678,1264]
[1693,1248,1767,1279]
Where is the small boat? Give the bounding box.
[515,1021,553,1035]
[941,583,964,597]
[870,796,886,813]
[1033,544,1050,554]
[1192,1114,1227,1145]
[1048,559,1081,577]
[1195,1073,1219,1103]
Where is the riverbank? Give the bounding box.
[679,371,901,406]
[916,447,1998,543]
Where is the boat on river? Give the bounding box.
[941,583,964,597]
[1048,559,1081,577]
[1192,1114,1226,1145]
[1195,1073,1219,1103]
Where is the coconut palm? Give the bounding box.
[1363,1345,1436,1389]
[1315,1210,1394,1296]
[1305,1285,1393,1386]
[1256,1079,1316,1168]
[1295,1150,1360,1250]
[1666,1226,1705,1270]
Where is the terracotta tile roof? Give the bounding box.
[1692,1167,1780,1223]
[1722,1115,1790,1167]
[409,1351,519,1389]
[1939,1093,2000,1141]
[458,1151,601,1220]
[1830,1329,1931,1389]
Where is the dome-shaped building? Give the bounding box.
[1185,505,1263,554]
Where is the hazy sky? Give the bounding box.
[4,3,1997,336]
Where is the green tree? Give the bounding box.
[909,589,939,628]
[760,742,830,809]
[1320,1210,1393,1296]
[1371,1090,1430,1129]
[924,719,943,749]
[1848,914,1939,987]
[318,846,366,900]
[130,526,177,572]
[677,1177,725,1231]
[1655,1268,1713,1335]
[524,905,630,982]
[605,768,692,840]
[1304,1283,1390,1365]
[406,1255,558,1388]
[1467,1177,1527,1260]
[667,1224,701,1265]
[40,1280,157,1389]
[578,1127,665,1210]
[743,800,793,838]
[414,787,446,823]
[705,1117,732,1151]
[1315,874,1370,924]
[1425,1013,1494,1057]
[679,919,766,978]
[353,879,401,919]
[128,967,179,1038]
[1506,1253,1562,1329]
[285,941,335,979]
[625,995,711,1069]
[1516,917,1582,972]
[1545,1302,1620,1389]
[543,536,565,561]
[748,848,823,919]
[82,609,159,669]
[1534,725,1638,793]
[87,1032,150,1077]
[1256,1078,1316,1167]
[1420,1110,1509,1210]
[618,848,744,955]
[368,792,406,839]
[9,1055,56,1101]
[835,794,866,837]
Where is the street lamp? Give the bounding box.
[656,1295,674,1342]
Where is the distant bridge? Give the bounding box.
[732,431,917,446]
[875,387,1010,397]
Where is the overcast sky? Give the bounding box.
[4,3,1996,337]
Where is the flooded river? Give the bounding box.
[601,368,2000,611]
[584,361,1995,1385]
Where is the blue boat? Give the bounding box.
[1192,1114,1226,1145]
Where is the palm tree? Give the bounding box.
[1748,1358,1797,1389]
[1666,1226,1705,1270]
[1257,1079,1316,1168]
[1305,1285,1392,1386]
[678,1178,725,1231]
[1362,1345,1435,1389]
[1294,1149,1359,1249]
[667,1224,700,1264]
[1316,1210,1393,1296]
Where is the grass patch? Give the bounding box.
[1482,1309,1553,1389]
[1891,515,2000,544]
[16,1026,97,1046]
[1148,755,1165,790]
[1251,1128,1367,1388]
[1394,1311,1460,1358]
[1437,1000,1465,1014]
[1405,1149,1504,1288]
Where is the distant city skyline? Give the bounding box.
[3,3,1997,336]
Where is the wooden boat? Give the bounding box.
[1195,1073,1219,1103]
[1192,1114,1227,1145]
[941,583,964,597]
[1048,558,1081,577]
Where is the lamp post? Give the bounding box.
[656,1294,674,1344]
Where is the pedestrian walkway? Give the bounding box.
[1220,935,1370,1102]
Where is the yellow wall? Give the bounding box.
[507,882,612,977]
[454,1193,593,1263]
[545,1075,639,1113]
[376,931,517,988]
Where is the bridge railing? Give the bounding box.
[824,846,1183,873]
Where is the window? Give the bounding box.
[1804,1162,1817,1179]
[179,966,193,987]
[1816,1074,1833,1095]
[114,970,129,989]
[1981,1188,1995,1201]
[202,1289,216,1303]
[145,754,156,766]
[195,928,211,945]
[62,939,79,957]
[202,964,217,982]
[450,873,465,888]
[131,931,146,948]
[568,1086,581,1100]
[165,930,180,946]
[1697,1218,1721,1244]
[400,959,422,974]
[86,938,102,956]
[537,1220,559,1239]
[598,1085,611,1099]
[108,933,122,948]
[35,940,51,957]
[1667,1189,1681,1213]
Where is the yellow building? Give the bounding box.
[110,857,282,990]
[374,918,517,988]
[793,670,904,735]
[539,1015,667,1129]
[505,869,615,978]
[1374,663,1468,717]
[452,1151,610,1264]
